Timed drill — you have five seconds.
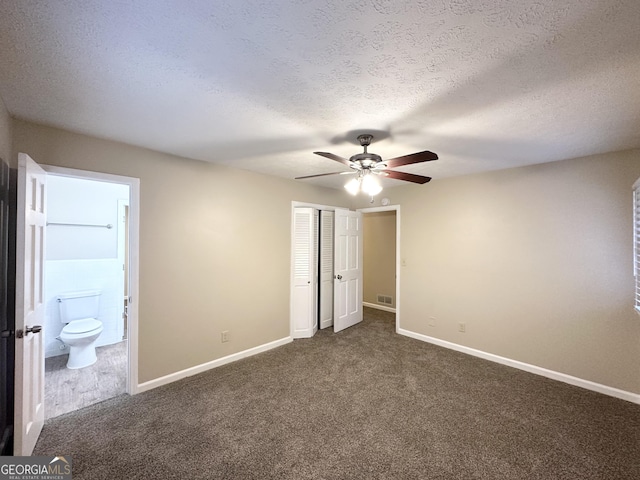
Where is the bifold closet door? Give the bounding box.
[291,207,318,338]
[318,210,334,329]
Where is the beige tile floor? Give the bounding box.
[44,341,127,420]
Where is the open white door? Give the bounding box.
[319,211,334,329]
[333,209,362,333]
[14,153,46,455]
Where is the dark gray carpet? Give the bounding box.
[34,308,640,479]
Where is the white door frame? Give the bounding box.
[42,165,141,394]
[357,205,401,333]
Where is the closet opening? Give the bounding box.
[289,202,401,338]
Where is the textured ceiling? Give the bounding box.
[0,0,639,190]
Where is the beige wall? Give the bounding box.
[377,150,640,394]
[363,211,396,308]
[0,97,11,163]
[12,120,352,383]
[9,115,640,394]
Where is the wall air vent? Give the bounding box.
[377,295,393,305]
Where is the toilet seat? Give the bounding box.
[62,318,103,335]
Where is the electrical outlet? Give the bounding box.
[221,330,230,343]
[428,316,436,327]
[458,322,466,333]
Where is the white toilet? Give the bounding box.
[57,290,104,369]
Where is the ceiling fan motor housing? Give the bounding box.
[350,152,383,168]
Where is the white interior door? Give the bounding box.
[291,207,318,338]
[319,211,334,329]
[333,209,362,333]
[14,153,46,455]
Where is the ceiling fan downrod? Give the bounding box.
[351,135,382,165]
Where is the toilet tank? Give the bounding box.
[57,290,101,323]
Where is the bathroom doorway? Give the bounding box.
[41,167,138,419]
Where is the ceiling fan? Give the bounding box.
[295,134,438,195]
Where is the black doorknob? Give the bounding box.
[17,325,43,338]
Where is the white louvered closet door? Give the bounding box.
[291,207,319,338]
[319,211,334,329]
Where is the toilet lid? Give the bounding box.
[63,318,102,334]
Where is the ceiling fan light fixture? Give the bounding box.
[344,171,382,196]
[361,173,382,196]
[344,177,361,195]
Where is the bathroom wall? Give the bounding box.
[44,175,129,358]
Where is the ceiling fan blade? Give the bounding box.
[314,151,352,167]
[295,171,355,180]
[382,169,432,184]
[384,150,438,168]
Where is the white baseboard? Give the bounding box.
[136,336,293,393]
[363,302,396,313]
[398,328,640,405]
